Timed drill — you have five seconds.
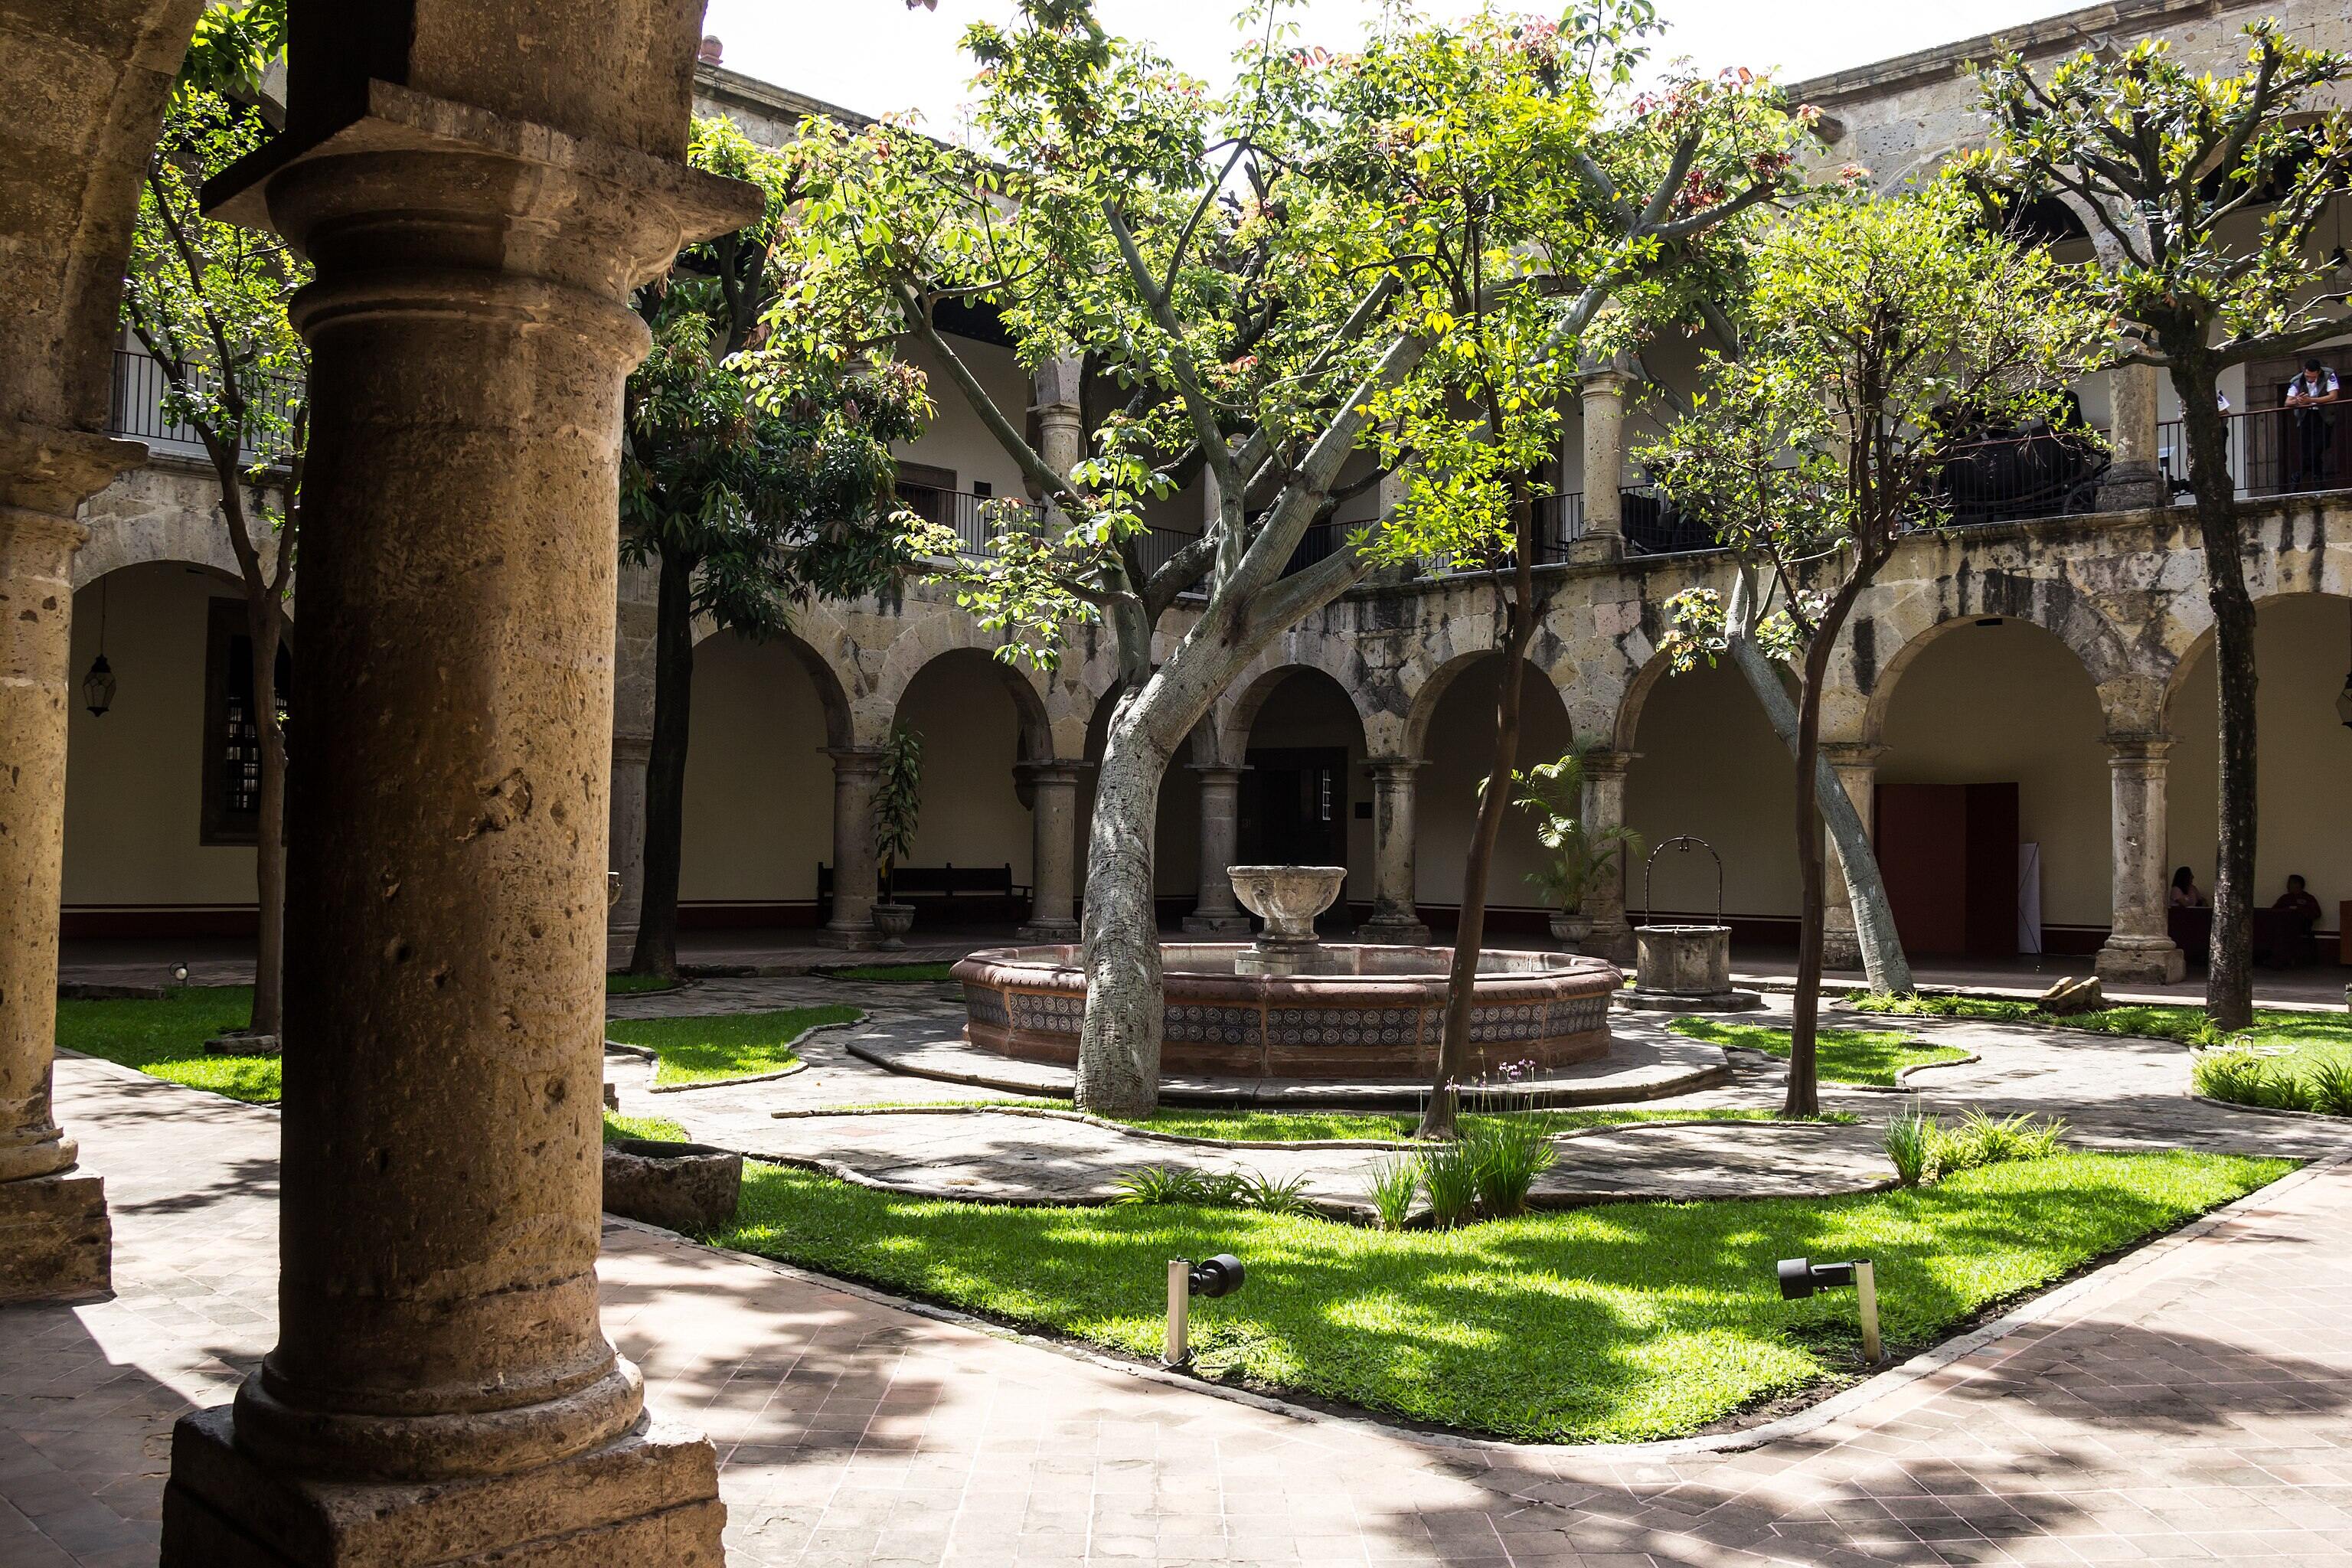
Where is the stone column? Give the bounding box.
[1033,355,1085,492]
[1818,744,1881,972]
[1580,750,1636,965]
[821,748,884,947]
[0,430,135,1305]
[2099,362,2165,511]
[162,40,757,1566]
[2096,736,2187,985]
[1360,757,1430,943]
[605,733,652,963]
[1570,369,1628,564]
[1018,761,1083,941]
[1181,763,1252,936]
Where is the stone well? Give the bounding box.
[952,944,1620,1080]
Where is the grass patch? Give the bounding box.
[817,962,959,984]
[606,1006,861,1086]
[708,1149,2288,1443]
[56,985,281,1102]
[604,1111,689,1143]
[1670,1017,1971,1087]
[1841,990,2352,1047]
[606,972,682,995]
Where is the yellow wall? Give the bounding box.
[63,563,258,910]
[2167,594,2352,930]
[894,652,1036,879]
[1625,658,1799,920]
[677,631,837,905]
[1413,658,1575,910]
[1879,618,2113,931]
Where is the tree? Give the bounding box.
[1971,24,2352,1028]
[122,5,304,1040]
[796,0,1808,1118]
[622,116,934,981]
[1645,179,2104,1114]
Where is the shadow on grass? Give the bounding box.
[702,1148,2288,1445]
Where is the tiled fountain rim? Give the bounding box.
[954,942,1621,1004]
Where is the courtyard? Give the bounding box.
[5,0,2352,1564]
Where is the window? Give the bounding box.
[200,598,290,847]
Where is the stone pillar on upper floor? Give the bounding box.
[1570,368,1630,564]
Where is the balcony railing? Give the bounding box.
[903,485,1203,581]
[107,348,299,466]
[2157,403,2352,501]
[1932,427,2109,528]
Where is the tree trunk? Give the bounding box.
[1723,631,1913,995]
[1074,701,1170,1117]
[246,601,287,1038]
[629,548,696,982]
[1419,537,1537,1139]
[2174,371,2256,1030]
[1785,658,1829,1120]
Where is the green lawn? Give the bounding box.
[604,1111,688,1142]
[606,972,682,995]
[56,985,281,1102]
[1671,1017,1972,1087]
[1844,990,2352,1060]
[818,962,959,983]
[707,1149,2288,1443]
[606,1006,861,1086]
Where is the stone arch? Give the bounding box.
[1212,658,1379,766]
[1848,570,2144,744]
[868,610,1058,757]
[2160,586,2352,737]
[1399,648,1567,761]
[73,506,252,592]
[1606,642,1682,756]
[688,617,856,752]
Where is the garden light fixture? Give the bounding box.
[1779,1255,1883,1364]
[83,576,116,717]
[1163,1253,1246,1367]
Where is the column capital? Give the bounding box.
[0,421,142,520]
[1187,760,1251,780]
[609,733,652,765]
[2102,733,2174,763]
[1819,741,1886,769]
[827,746,887,774]
[1579,747,1638,776]
[1017,758,1088,786]
[1576,364,1633,397]
[1361,755,1426,779]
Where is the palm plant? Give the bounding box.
[874,724,924,906]
[1512,753,1642,927]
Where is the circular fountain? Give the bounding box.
[951,865,1622,1081]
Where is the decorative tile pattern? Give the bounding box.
[1546,993,1612,1037]
[1163,1004,1260,1046]
[962,985,1008,1030]
[1265,1006,1420,1048]
[1004,990,1083,1037]
[1466,1002,1549,1044]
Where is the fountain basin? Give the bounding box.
[952,943,1621,1080]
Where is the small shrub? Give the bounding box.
[2308,1058,2352,1118]
[1363,1155,1422,1230]
[1420,1139,1481,1230]
[1883,1108,1936,1187]
[1932,1109,2069,1174]
[1113,1166,1221,1204]
[1466,1118,1558,1217]
[1235,1169,1312,1216]
[2192,1047,2272,1108]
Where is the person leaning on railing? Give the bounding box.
[2284,357,2341,492]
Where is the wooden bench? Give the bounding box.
[817,863,1031,919]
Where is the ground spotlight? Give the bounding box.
[1164,1253,1246,1367]
[1779,1255,1883,1364]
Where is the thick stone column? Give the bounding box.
[1032,355,1085,492]
[2099,362,2165,511]
[1818,744,1881,972]
[1360,757,1430,943]
[1181,763,1252,936]
[821,748,884,948]
[1018,761,1083,941]
[1580,750,1636,965]
[0,431,136,1305]
[2096,736,2187,985]
[1570,369,1628,564]
[160,34,757,1566]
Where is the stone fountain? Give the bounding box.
[949,865,1624,1082]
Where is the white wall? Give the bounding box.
[677,631,838,906]
[1413,659,1575,910]
[1625,659,1799,920]
[894,652,1035,878]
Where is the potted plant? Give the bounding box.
[1513,753,1642,951]
[871,724,923,947]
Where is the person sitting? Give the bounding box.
[2170,866,2205,909]
[2272,874,2324,967]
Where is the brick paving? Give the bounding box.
[10,1046,2352,1565]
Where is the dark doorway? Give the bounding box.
[1878,782,2020,958]
[1240,746,1350,926]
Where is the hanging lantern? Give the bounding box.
[83,653,116,717]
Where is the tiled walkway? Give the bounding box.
[9,1054,2352,1566]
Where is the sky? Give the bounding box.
[698,0,2092,129]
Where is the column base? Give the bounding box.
[1017,919,1080,942]
[1358,914,1431,946]
[1588,920,1635,966]
[162,1406,723,1567]
[0,1168,110,1304]
[1181,910,1253,937]
[815,922,880,949]
[1820,928,1863,971]
[2096,463,2167,513]
[1566,534,1625,565]
[2096,937,2186,986]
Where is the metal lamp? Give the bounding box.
[83,576,116,717]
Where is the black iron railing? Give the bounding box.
[2157,403,2352,501]
[1932,428,2108,527]
[108,348,301,465]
